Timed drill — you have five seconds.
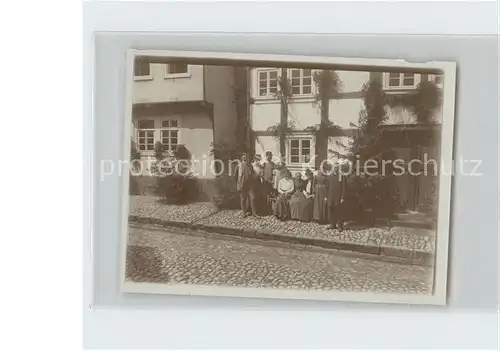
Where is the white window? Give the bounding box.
[165,63,190,78]
[429,74,444,88]
[134,58,152,80]
[160,119,179,151]
[258,69,278,97]
[384,72,417,89]
[289,69,313,95]
[289,138,312,164]
[137,120,155,151]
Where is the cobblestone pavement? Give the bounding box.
[126,225,433,294]
[129,196,218,223]
[195,210,435,253]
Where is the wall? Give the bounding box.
[254,135,279,160]
[329,98,364,128]
[204,65,238,146]
[251,100,323,132]
[132,113,215,178]
[337,70,370,93]
[250,102,280,131]
[133,64,204,104]
[328,136,352,161]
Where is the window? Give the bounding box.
[430,74,444,87]
[160,119,179,151]
[258,69,278,97]
[167,63,188,74]
[290,139,311,164]
[134,58,151,77]
[137,120,155,151]
[386,72,416,88]
[435,75,443,85]
[289,69,312,95]
[165,63,190,78]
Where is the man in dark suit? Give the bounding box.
[327,163,346,231]
[261,151,275,214]
[235,153,258,217]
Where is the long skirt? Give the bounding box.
[274,194,291,221]
[313,186,328,222]
[290,192,313,222]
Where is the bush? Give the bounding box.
[211,174,240,210]
[343,173,401,223]
[157,171,198,204]
[151,144,198,204]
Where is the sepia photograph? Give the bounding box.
[117,50,456,305]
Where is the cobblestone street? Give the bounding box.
[126,224,433,294]
[129,196,436,258]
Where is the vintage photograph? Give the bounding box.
[120,50,456,304]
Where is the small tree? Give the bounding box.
[344,75,442,220]
[387,79,442,124]
[157,144,197,204]
[344,76,400,219]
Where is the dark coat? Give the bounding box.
[262,161,275,183]
[235,162,254,191]
[327,173,346,207]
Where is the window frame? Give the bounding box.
[159,118,181,152]
[133,60,153,81]
[136,119,156,152]
[164,63,191,79]
[288,68,314,97]
[288,137,313,165]
[383,72,420,90]
[256,68,279,99]
[135,118,182,155]
[428,73,444,88]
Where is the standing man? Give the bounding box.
[235,153,258,217]
[327,163,346,231]
[252,154,264,215]
[261,151,275,215]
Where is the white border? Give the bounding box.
[121,49,456,306]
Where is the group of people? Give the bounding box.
[235,152,347,231]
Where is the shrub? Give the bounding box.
[211,174,240,210]
[157,170,198,204]
[209,140,243,174]
[152,144,198,204]
[343,172,401,223]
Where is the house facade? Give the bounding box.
[131,57,239,178]
[249,67,443,210]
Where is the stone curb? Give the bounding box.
[128,215,434,266]
[388,219,435,230]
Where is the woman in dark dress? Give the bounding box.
[313,163,331,223]
[274,170,294,221]
[290,173,304,221]
[290,170,315,222]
